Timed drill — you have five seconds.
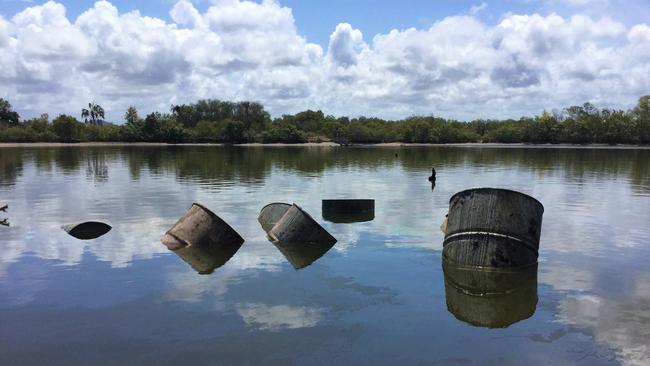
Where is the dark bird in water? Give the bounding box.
[428,168,436,190]
[428,168,436,182]
[0,219,8,227]
[0,204,7,212]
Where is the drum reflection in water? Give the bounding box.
[271,239,336,270]
[443,260,538,328]
[171,239,243,274]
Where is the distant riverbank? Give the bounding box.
[2,141,649,149]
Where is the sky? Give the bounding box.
[0,0,649,122]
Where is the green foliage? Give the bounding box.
[2,96,649,145]
[0,98,20,126]
[633,96,650,143]
[159,118,187,143]
[124,106,139,125]
[221,119,245,143]
[52,115,84,142]
[81,102,105,126]
[261,120,307,143]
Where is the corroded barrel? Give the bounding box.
[443,188,543,268]
[322,199,375,223]
[161,203,244,251]
[443,261,538,328]
[258,202,292,233]
[268,204,337,245]
[62,221,112,240]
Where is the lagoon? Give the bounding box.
[1,145,649,365]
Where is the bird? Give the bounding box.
[428,168,436,182]
[0,204,7,212]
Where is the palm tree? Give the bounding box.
[81,102,105,126]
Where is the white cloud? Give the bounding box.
[0,0,648,121]
[327,23,365,67]
[170,0,204,29]
[469,2,488,17]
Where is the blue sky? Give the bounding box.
[4,0,648,47]
[3,0,648,45]
[0,0,649,121]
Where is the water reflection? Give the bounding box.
[443,261,538,328]
[0,145,649,365]
[270,240,337,270]
[169,239,243,274]
[86,153,109,182]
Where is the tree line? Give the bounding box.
[1,96,649,144]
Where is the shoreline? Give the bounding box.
[0,141,649,149]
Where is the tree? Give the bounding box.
[0,98,20,126]
[81,102,105,126]
[143,112,162,140]
[221,119,245,143]
[52,115,83,142]
[632,95,650,143]
[124,106,139,125]
[171,104,196,128]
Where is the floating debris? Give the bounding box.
[322,199,375,223]
[442,188,544,268]
[62,221,112,240]
[439,214,447,234]
[161,203,244,251]
[258,202,292,233]
[443,260,537,328]
[259,203,337,269]
[268,204,336,245]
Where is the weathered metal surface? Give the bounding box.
[443,188,544,268]
[443,260,538,328]
[258,202,292,233]
[161,203,244,251]
[272,239,336,270]
[322,199,375,223]
[268,204,337,245]
[62,221,112,240]
[172,238,243,274]
[260,203,337,269]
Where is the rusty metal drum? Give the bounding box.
[268,204,336,245]
[161,203,244,251]
[322,199,375,223]
[443,188,544,268]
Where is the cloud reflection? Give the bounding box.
[235,303,323,331]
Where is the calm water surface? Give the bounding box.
[1,146,649,365]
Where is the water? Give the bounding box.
[1,145,649,365]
